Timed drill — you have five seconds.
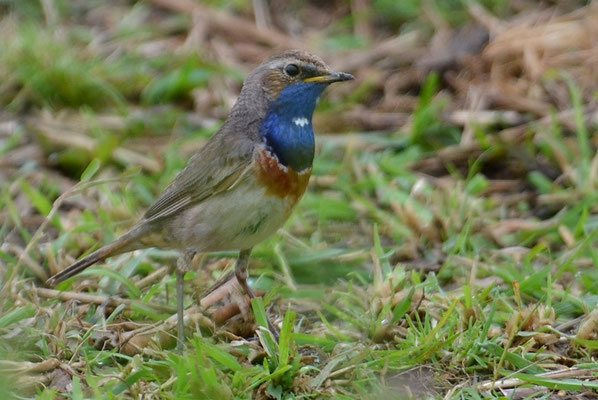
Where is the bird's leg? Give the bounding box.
[235,248,280,341]
[176,249,196,351]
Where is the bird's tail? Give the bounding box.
[46,225,146,286]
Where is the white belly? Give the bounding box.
[165,175,295,252]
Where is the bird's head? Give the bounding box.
[255,50,354,102]
[228,50,353,172]
[236,50,354,122]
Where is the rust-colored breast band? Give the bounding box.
[255,148,311,204]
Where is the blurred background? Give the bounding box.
[2,0,598,398]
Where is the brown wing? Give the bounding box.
[143,135,254,222]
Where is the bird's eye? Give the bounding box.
[284,64,300,77]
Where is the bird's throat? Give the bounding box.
[261,82,326,172]
[261,113,314,172]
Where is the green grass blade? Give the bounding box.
[278,310,296,369]
[0,305,36,328]
[202,341,243,372]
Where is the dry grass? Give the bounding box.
[2,0,598,399]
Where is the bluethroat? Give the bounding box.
[47,50,354,346]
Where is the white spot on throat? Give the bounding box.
[292,117,309,127]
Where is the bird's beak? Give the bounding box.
[303,71,354,84]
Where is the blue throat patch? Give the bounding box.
[261,82,327,172]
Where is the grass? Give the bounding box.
[2,0,598,399]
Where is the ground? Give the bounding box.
[1,0,598,399]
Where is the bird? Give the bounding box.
[47,50,354,347]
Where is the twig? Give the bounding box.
[200,274,238,308]
[136,266,169,290]
[211,302,242,325]
[0,358,61,374]
[149,0,301,49]
[555,315,585,332]
[251,0,272,30]
[29,120,161,172]
[118,306,213,355]
[351,0,373,39]
[467,1,505,36]
[335,31,423,71]
[446,110,528,127]
[477,368,594,391]
[33,288,175,313]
